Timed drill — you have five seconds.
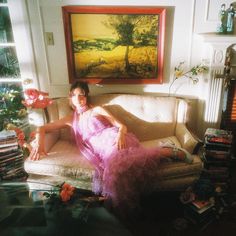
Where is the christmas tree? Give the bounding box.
[0,83,27,131]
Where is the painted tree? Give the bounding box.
[103,14,158,74]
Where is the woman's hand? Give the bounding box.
[116,131,127,150]
[28,127,47,161]
[26,115,73,161]
[28,147,47,161]
[28,140,47,161]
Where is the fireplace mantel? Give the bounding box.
[198,33,236,69]
[198,32,236,44]
[197,33,236,136]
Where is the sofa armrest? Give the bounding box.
[44,130,60,153]
[175,123,200,154]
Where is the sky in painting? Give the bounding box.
[71,14,115,40]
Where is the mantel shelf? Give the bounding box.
[215,74,236,79]
[198,32,236,44]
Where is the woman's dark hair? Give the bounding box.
[69,81,90,97]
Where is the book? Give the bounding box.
[0,150,22,160]
[207,174,230,182]
[0,130,26,180]
[1,165,25,176]
[204,166,229,175]
[0,137,18,146]
[1,170,26,180]
[206,136,232,145]
[0,130,16,141]
[204,143,231,152]
[204,138,232,148]
[205,128,232,141]
[0,154,24,165]
[2,165,24,175]
[184,208,215,230]
[202,153,230,166]
[203,166,230,179]
[183,203,216,231]
[188,200,215,214]
[191,200,212,209]
[0,160,24,172]
[0,145,19,155]
[205,149,231,160]
[184,207,215,223]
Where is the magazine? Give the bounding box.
[204,128,233,145]
[0,145,19,154]
[0,130,16,141]
[191,200,211,209]
[189,200,215,214]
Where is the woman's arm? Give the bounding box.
[28,114,73,161]
[94,106,127,150]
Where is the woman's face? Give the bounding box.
[70,87,87,109]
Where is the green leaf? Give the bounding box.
[43,192,50,197]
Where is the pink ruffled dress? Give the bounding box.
[72,109,164,208]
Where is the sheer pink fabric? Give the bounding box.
[72,110,163,208]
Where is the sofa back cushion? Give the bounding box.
[46,94,188,142]
[46,97,74,141]
[90,94,179,141]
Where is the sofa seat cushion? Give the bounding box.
[155,155,202,179]
[141,136,203,179]
[24,140,94,182]
[141,136,182,148]
[25,136,203,190]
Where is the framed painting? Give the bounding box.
[62,6,166,84]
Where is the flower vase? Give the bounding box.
[27,108,46,129]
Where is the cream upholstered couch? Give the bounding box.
[24,94,203,191]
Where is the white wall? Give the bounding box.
[26,0,227,97]
[11,0,236,137]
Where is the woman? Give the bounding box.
[29,81,192,208]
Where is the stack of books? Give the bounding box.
[184,199,216,230]
[202,128,233,192]
[0,130,27,181]
[204,128,232,163]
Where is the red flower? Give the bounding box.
[60,183,75,202]
[22,88,53,109]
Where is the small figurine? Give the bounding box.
[217,3,228,33]
[226,4,235,33]
[217,3,235,34]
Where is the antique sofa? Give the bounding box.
[24,94,203,191]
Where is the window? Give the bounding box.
[0,1,20,78]
[0,0,27,131]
